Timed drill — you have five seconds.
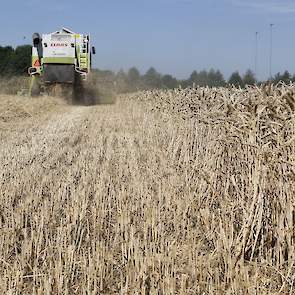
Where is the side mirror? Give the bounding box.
[32,33,41,47]
[92,46,96,55]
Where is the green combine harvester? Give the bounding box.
[28,27,96,104]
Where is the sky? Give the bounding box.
[1,0,295,80]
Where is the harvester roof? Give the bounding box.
[51,27,76,35]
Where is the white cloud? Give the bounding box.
[229,0,295,13]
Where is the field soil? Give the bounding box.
[0,87,295,294]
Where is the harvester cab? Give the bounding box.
[28,27,96,101]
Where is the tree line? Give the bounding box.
[1,45,295,91]
[93,68,258,92]
[0,45,31,76]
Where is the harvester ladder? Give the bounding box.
[79,37,88,70]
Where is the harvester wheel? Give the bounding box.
[30,75,41,97]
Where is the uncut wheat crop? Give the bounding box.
[0,84,295,294]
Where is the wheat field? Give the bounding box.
[0,84,295,294]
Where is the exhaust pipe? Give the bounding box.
[32,33,41,46]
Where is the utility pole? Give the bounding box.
[255,32,258,79]
[269,24,274,80]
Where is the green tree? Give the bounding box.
[188,69,225,87]
[0,46,14,75]
[273,71,292,84]
[198,70,208,87]
[207,69,216,87]
[207,69,226,87]
[162,74,178,89]
[12,45,32,75]
[243,69,256,86]
[127,67,141,91]
[127,67,140,82]
[273,72,281,84]
[228,71,244,88]
[214,70,226,87]
[143,67,161,89]
[189,71,199,86]
[280,71,291,84]
[0,45,31,76]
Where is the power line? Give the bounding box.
[269,23,274,80]
[255,32,258,79]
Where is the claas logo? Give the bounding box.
[51,43,68,47]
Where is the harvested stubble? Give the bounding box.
[0,84,295,294]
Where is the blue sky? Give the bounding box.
[1,0,295,80]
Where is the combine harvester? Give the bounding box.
[28,27,96,104]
